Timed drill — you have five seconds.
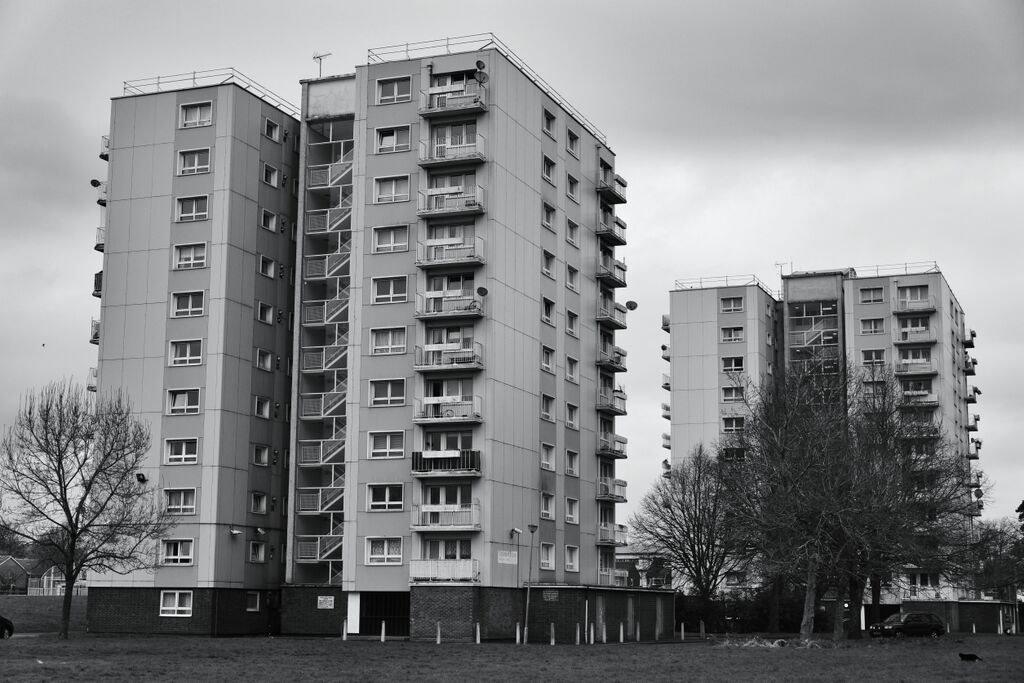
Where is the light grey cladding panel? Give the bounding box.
[307,77,357,119]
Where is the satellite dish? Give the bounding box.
[476,286,488,297]
[474,70,489,84]
[90,179,102,188]
[475,60,486,70]
[973,488,983,499]
[660,345,668,351]
[625,300,638,310]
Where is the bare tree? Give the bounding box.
[972,518,1023,603]
[0,381,174,638]
[630,444,743,608]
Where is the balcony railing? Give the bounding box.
[595,217,627,245]
[964,329,977,348]
[92,271,103,298]
[894,297,936,313]
[301,343,348,373]
[597,523,628,546]
[662,373,671,390]
[417,187,485,217]
[419,135,486,167]
[89,318,100,345]
[596,257,627,288]
[894,360,937,375]
[596,389,627,415]
[416,236,485,268]
[294,534,344,562]
[596,302,628,329]
[894,328,937,344]
[661,403,671,420]
[414,342,483,371]
[596,346,627,372]
[296,482,345,514]
[418,82,487,117]
[409,559,480,582]
[662,433,671,450]
[967,414,980,431]
[966,386,980,404]
[597,477,628,502]
[94,226,105,252]
[411,500,482,530]
[902,391,938,406]
[298,439,346,466]
[414,293,483,319]
[302,297,350,326]
[299,391,346,419]
[99,135,110,161]
[87,367,97,392]
[596,174,627,204]
[661,314,671,332]
[597,434,628,459]
[413,397,483,424]
[95,181,108,207]
[411,450,481,477]
[305,203,354,235]
[965,357,977,375]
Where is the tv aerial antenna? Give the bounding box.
[313,51,333,78]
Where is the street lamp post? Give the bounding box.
[524,523,538,643]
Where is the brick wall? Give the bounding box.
[478,587,522,640]
[280,586,348,635]
[88,588,275,635]
[409,585,477,641]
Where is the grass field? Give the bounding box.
[3,634,1024,681]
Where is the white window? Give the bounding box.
[721,327,744,343]
[166,438,198,464]
[173,291,204,317]
[162,539,193,565]
[165,488,196,515]
[377,77,412,105]
[254,396,271,419]
[540,542,554,570]
[250,491,267,514]
[371,327,406,355]
[542,251,555,277]
[566,265,579,291]
[369,432,404,459]
[541,395,554,421]
[178,148,210,175]
[159,590,193,617]
[373,276,407,304]
[368,484,404,511]
[565,498,579,524]
[367,537,403,565]
[541,345,554,372]
[262,163,279,187]
[370,379,405,406]
[860,287,883,304]
[376,126,411,153]
[565,449,579,476]
[566,356,578,382]
[253,444,270,466]
[541,443,555,470]
[722,386,745,403]
[168,389,200,415]
[264,118,280,142]
[567,174,579,201]
[862,349,885,366]
[255,348,273,372]
[861,318,884,335]
[374,176,410,203]
[372,225,408,253]
[246,591,261,612]
[566,219,579,246]
[177,196,208,222]
[542,156,556,182]
[567,129,579,156]
[542,298,555,324]
[541,492,554,519]
[543,109,556,136]
[721,297,744,313]
[180,102,211,128]
[170,340,202,366]
[542,203,556,228]
[256,301,274,324]
[723,417,745,433]
[566,311,578,336]
[258,255,275,278]
[566,403,578,429]
[260,209,278,233]
[565,545,579,572]
[898,285,929,302]
[249,541,266,563]
[174,244,206,270]
[722,356,744,373]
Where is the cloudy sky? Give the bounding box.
[1,0,1021,520]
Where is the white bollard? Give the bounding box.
[635,622,641,642]
[575,623,580,645]
[619,622,624,643]
[602,622,607,644]
[476,622,481,644]
[436,620,441,645]
[700,620,706,639]
[589,622,595,645]
[516,622,521,644]
[681,624,685,641]
[342,619,347,641]
[972,622,976,634]
[550,622,555,645]
[380,620,386,643]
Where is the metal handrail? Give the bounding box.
[122,67,299,117]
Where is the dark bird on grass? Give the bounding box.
[959,653,983,662]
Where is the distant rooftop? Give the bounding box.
[121,68,299,118]
[673,274,779,298]
[366,33,608,146]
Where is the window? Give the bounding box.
[902,378,933,395]
[253,302,272,325]
[260,116,280,141]
[721,327,744,343]
[542,251,555,277]
[173,292,204,317]
[253,396,271,419]
[373,276,408,304]
[566,356,578,382]
[178,149,210,175]
[565,498,578,524]
[722,356,744,372]
[541,492,554,520]
[249,541,266,563]
[262,163,279,187]
[260,209,278,233]
[541,443,555,470]
[565,450,579,476]
[863,381,884,398]
[257,255,275,278]
[158,590,193,618]
[377,77,412,104]
[177,196,208,222]
[371,327,406,355]
[166,438,198,464]
[542,156,556,182]
[253,444,270,466]
[566,403,578,429]
[541,346,554,372]
[898,285,929,302]
[860,287,883,304]
[165,489,196,515]
[174,244,206,270]
[370,379,405,406]
[862,349,885,366]
[374,176,410,203]
[540,542,554,570]
[565,545,579,572]
[367,537,403,565]
[566,311,578,336]
[721,297,744,313]
[566,174,579,201]
[162,539,193,565]
[376,126,410,153]
[542,203,556,229]
[566,265,579,291]
[372,225,408,253]
[567,129,579,156]
[722,386,745,403]
[543,109,556,136]
[723,417,745,433]
[170,340,202,366]
[861,318,884,335]
[250,492,267,514]
[255,348,273,371]
[541,394,554,421]
[369,432,404,459]
[168,389,200,415]
[566,219,579,246]
[180,102,211,128]
[246,592,261,612]
[368,484,404,511]
[542,298,555,324]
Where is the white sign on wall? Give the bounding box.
[497,550,518,565]
[317,596,335,610]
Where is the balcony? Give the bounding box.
[597,569,631,587]
[95,181,108,207]
[302,298,349,326]
[596,257,627,288]
[411,450,481,478]
[306,146,354,191]
[596,174,627,204]
[967,414,980,432]
[89,318,100,345]
[305,204,353,235]
[596,388,627,416]
[299,392,346,419]
[596,523,628,547]
[964,329,976,348]
[417,187,485,218]
[418,136,486,168]
[87,367,97,392]
[415,236,485,269]
[894,297,936,314]
[965,357,977,375]
[595,216,627,246]
[661,345,671,362]
[597,477,628,503]
[300,344,348,373]
[894,328,937,345]
[596,302,628,330]
[597,434,628,459]
[662,433,671,450]
[414,293,483,320]
[409,559,480,583]
[414,343,483,373]
[966,386,980,404]
[596,346,627,373]
[662,373,671,390]
[902,391,939,407]
[99,135,110,161]
[967,440,981,460]
[304,253,350,281]
[94,226,105,252]
[411,500,482,531]
[296,482,345,514]
[294,533,344,562]
[894,360,937,376]
[298,439,345,466]
[966,501,983,517]
[413,397,483,425]
[418,82,487,118]
[92,271,103,298]
[661,314,671,333]
[965,473,982,489]
[661,403,671,420]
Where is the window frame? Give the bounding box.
[540,442,555,471]
[860,287,884,304]
[253,395,271,420]
[566,174,579,202]
[542,203,556,230]
[565,449,579,476]
[376,76,413,105]
[721,327,744,343]
[367,483,405,512]
[566,129,580,157]
[255,348,273,372]
[260,209,279,233]
[539,542,555,570]
[566,265,579,291]
[566,219,579,247]
[371,225,409,254]
[369,378,406,407]
[372,275,409,304]
[165,438,199,465]
[262,162,280,188]
[256,301,274,325]
[722,356,744,373]
[366,536,403,565]
[540,394,554,422]
[720,296,744,313]
[861,318,885,335]
[249,540,267,563]
[565,497,579,524]
[161,538,194,566]
[177,147,211,176]
[176,195,209,222]
[179,101,212,129]
[565,545,579,572]
[257,254,276,278]
[542,155,556,184]
[370,327,407,355]
[542,109,556,138]
[375,125,412,154]
[167,388,200,416]
[263,117,281,142]
[541,492,555,520]
[368,431,405,459]
[165,488,197,515]
[566,310,578,337]
[252,444,270,467]
[173,243,207,270]
[566,403,578,430]
[246,591,261,612]
[159,590,193,617]
[169,339,203,367]
[723,417,745,434]
[171,291,205,317]
[373,175,411,203]
[566,356,578,383]
[541,298,555,325]
[722,386,745,403]
[541,345,555,373]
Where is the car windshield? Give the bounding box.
[883,614,904,624]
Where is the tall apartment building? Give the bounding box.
[87,71,301,634]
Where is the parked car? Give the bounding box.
[868,612,945,638]
[0,614,13,639]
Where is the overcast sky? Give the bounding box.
[1,0,1021,521]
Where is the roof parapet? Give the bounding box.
[121,67,299,118]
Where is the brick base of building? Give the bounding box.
[280,585,349,635]
[87,587,279,636]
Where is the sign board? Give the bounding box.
[317,596,335,610]
[542,590,559,602]
[497,550,518,565]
